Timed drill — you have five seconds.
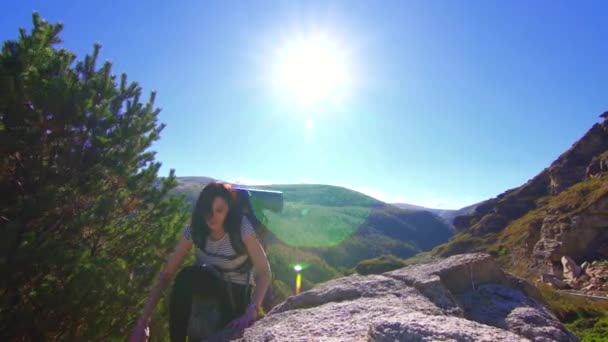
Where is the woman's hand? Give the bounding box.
[128,323,150,342]
[227,307,258,331]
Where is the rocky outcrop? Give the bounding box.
[549,122,608,194]
[539,257,608,298]
[586,151,608,178]
[561,256,582,281]
[239,253,577,341]
[532,195,608,268]
[539,274,570,290]
[582,261,608,294]
[453,114,608,237]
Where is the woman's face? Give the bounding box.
[206,196,229,232]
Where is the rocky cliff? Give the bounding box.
[454,113,608,236]
[441,113,608,284]
[239,253,577,341]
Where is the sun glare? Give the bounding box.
[273,35,350,106]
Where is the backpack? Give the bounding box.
[228,187,283,256]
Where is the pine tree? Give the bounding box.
[0,13,189,340]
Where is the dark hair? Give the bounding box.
[190,182,243,251]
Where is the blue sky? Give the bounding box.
[2,1,607,209]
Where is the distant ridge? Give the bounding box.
[391,201,482,224]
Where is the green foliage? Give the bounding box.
[401,251,438,266]
[566,315,608,342]
[367,207,453,250]
[355,254,406,275]
[266,244,338,291]
[538,285,608,341]
[0,13,189,340]
[431,232,493,257]
[319,232,419,269]
[263,279,293,312]
[545,177,608,216]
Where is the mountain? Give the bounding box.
[169,176,217,202]
[391,202,439,212]
[425,112,608,340]
[391,201,482,225]
[431,113,608,274]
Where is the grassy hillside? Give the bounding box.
[431,176,608,274]
[256,184,381,208]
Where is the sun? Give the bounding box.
[273,35,350,106]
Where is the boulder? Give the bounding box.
[239,253,577,341]
[561,256,582,281]
[539,274,571,290]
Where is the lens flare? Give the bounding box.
[263,203,371,247]
[244,186,374,248]
[295,273,302,295]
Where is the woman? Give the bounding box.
[129,182,272,341]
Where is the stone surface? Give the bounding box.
[459,284,574,342]
[561,256,582,281]
[237,253,578,342]
[585,152,608,178]
[579,262,608,296]
[532,198,608,266]
[539,274,570,290]
[368,313,524,342]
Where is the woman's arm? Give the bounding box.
[243,234,271,310]
[135,236,193,327]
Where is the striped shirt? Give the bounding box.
[183,216,256,285]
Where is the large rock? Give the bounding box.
[539,274,570,290]
[585,152,608,178]
[532,196,608,266]
[561,256,582,281]
[239,253,577,341]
